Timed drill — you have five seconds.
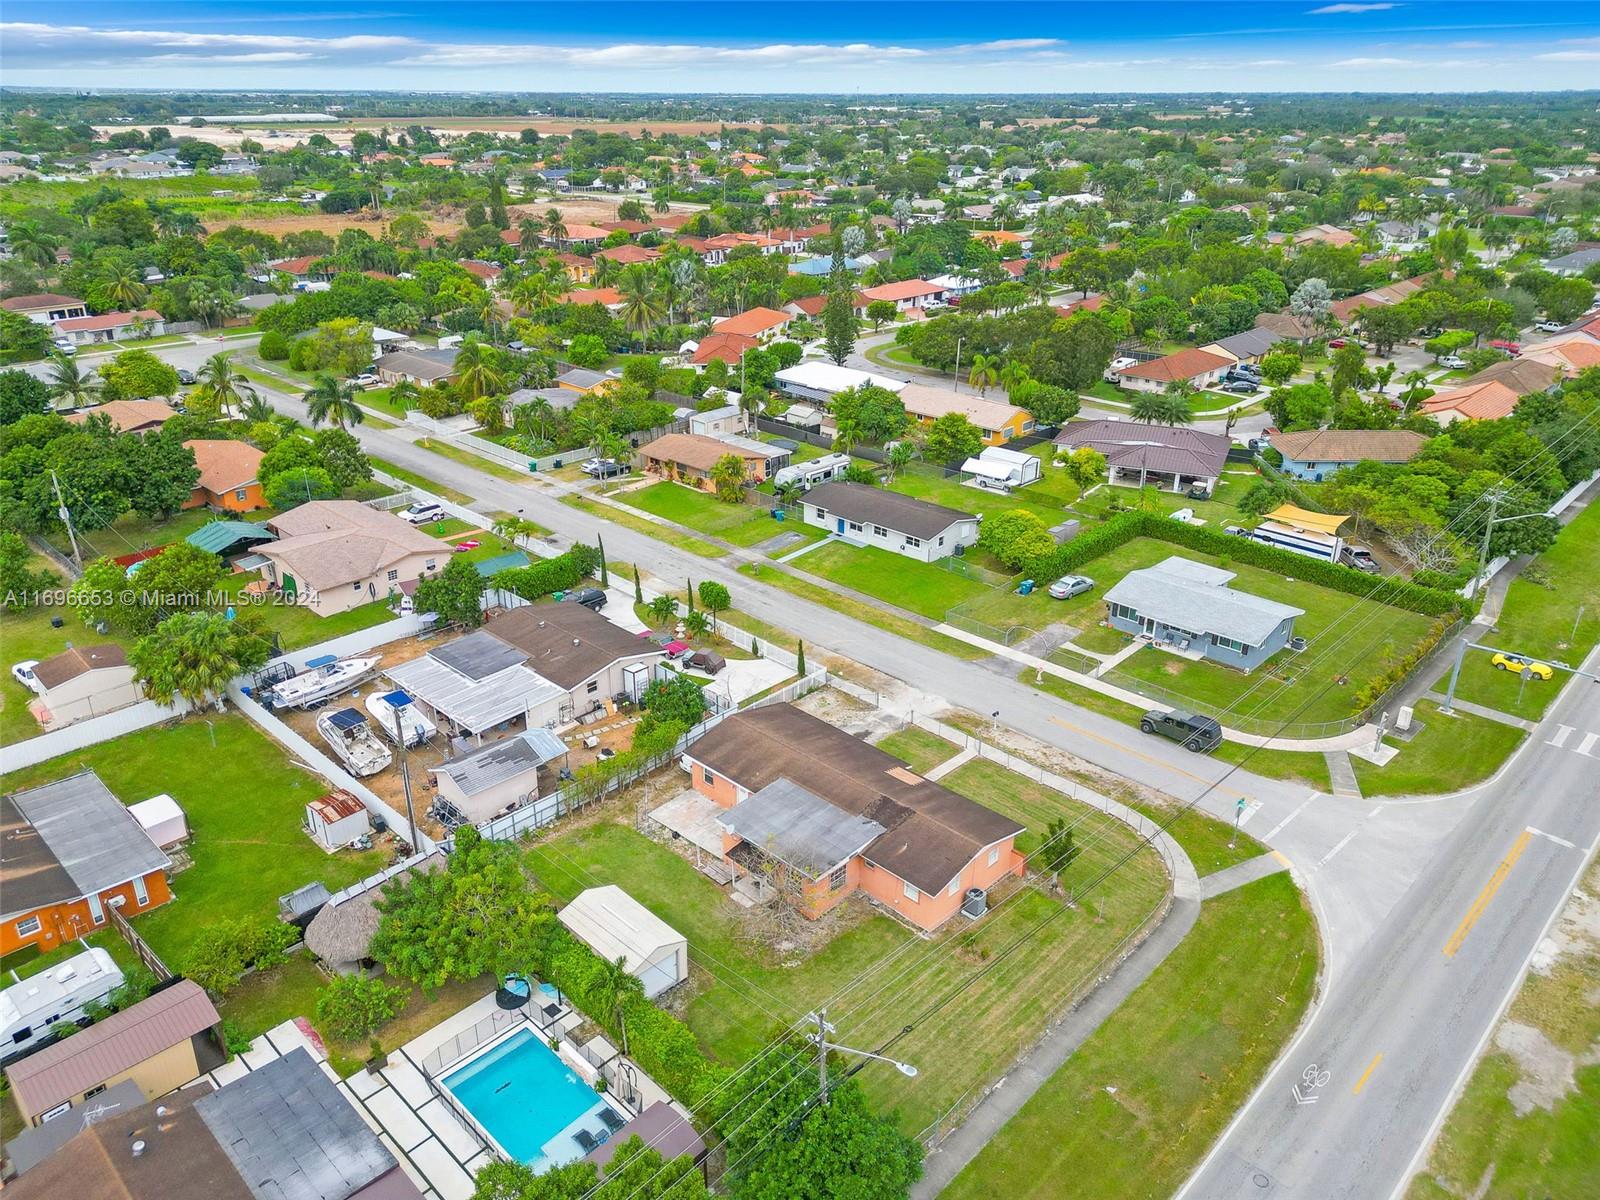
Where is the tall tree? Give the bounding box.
[304,374,365,430]
[194,352,259,418]
[821,239,858,366]
[130,611,268,710]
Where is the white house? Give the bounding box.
[27,645,144,731]
[961,445,1042,489]
[802,481,979,563]
[772,361,905,403]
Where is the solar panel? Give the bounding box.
[325,708,366,731]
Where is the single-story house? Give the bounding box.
[1253,311,1320,345]
[1103,556,1305,672]
[802,481,978,563]
[638,432,770,490]
[594,243,661,265]
[682,704,1024,932]
[558,885,688,998]
[1420,380,1521,424]
[688,331,757,367]
[555,366,610,393]
[305,853,446,974]
[1199,327,1282,364]
[0,293,87,325]
[374,348,458,386]
[387,603,664,739]
[182,440,267,512]
[1330,274,1436,326]
[1117,348,1232,394]
[556,286,625,312]
[711,306,794,342]
[1053,420,1230,493]
[53,309,165,345]
[773,361,904,403]
[1,771,173,957]
[258,501,444,617]
[688,404,745,437]
[961,445,1042,488]
[1545,248,1600,276]
[1462,356,1564,396]
[787,254,866,277]
[897,383,1033,446]
[1270,429,1427,481]
[858,279,946,312]
[63,399,176,434]
[269,254,335,284]
[1524,336,1600,377]
[430,727,568,824]
[508,386,581,411]
[4,980,220,1127]
[7,1047,421,1200]
[27,645,144,731]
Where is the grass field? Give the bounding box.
[943,872,1319,1200]
[889,462,1079,526]
[369,456,475,504]
[562,494,726,557]
[618,481,824,551]
[1352,700,1524,796]
[0,716,387,967]
[1,929,142,984]
[1406,858,1600,1200]
[873,726,961,774]
[793,540,987,620]
[416,437,529,481]
[223,582,399,652]
[528,787,1167,1134]
[1450,500,1600,721]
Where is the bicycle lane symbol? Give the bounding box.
[1291,1063,1332,1106]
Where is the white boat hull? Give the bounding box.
[316,713,393,778]
[270,657,381,709]
[366,694,437,748]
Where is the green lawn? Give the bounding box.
[943,873,1319,1200]
[1450,499,1600,721]
[1213,743,1334,792]
[2,929,143,983]
[1406,858,1600,1200]
[416,437,529,481]
[46,505,256,563]
[1352,701,1524,796]
[1067,471,1255,528]
[890,462,1079,527]
[873,726,961,775]
[421,516,477,538]
[562,494,727,558]
[218,577,398,652]
[618,481,823,550]
[792,540,986,620]
[528,802,1166,1134]
[0,715,387,967]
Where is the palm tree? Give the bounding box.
[999,360,1032,396]
[510,272,560,316]
[238,393,275,424]
[884,440,914,483]
[591,255,621,289]
[8,222,57,268]
[709,453,749,502]
[102,263,148,309]
[652,190,671,215]
[47,353,99,410]
[967,353,1000,396]
[544,208,568,249]
[513,396,556,446]
[304,374,364,430]
[593,428,631,469]
[195,352,258,418]
[129,612,243,712]
[453,340,506,403]
[388,378,421,413]
[517,217,542,255]
[1130,385,1195,427]
[617,265,665,350]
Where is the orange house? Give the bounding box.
[684,705,1024,932]
[183,439,267,513]
[1,772,174,957]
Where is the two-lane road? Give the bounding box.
[1180,648,1600,1199]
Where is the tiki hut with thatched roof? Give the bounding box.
[305,852,446,974]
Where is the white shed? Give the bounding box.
[128,793,189,849]
[960,445,1042,488]
[557,885,689,998]
[305,789,371,852]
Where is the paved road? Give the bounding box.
[1180,651,1600,1200]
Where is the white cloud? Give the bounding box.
[1447,40,1491,49]
[1330,56,1418,66]
[1309,4,1400,13]
[1536,50,1600,61]
[1245,58,1295,66]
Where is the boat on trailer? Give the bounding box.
[316,707,393,778]
[366,689,437,748]
[267,654,380,709]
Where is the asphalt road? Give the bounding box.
[1180,650,1600,1200]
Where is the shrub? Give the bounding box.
[182,918,298,994]
[315,974,409,1041]
[489,543,600,601]
[258,329,290,361]
[221,1019,254,1055]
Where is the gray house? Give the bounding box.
[1103,556,1305,672]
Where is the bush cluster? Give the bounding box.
[488,542,601,601]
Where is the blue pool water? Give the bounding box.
[443,1028,607,1165]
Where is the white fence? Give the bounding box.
[2,698,192,771]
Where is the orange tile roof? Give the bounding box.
[713,307,792,337]
[1121,348,1232,383]
[860,279,944,303]
[691,331,758,365]
[63,399,176,432]
[185,439,265,493]
[1422,381,1520,422]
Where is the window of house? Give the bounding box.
[234,488,248,501]
[425,559,436,571]
[703,769,717,787]
[947,878,960,896]
[1211,633,1248,654]
[352,581,363,590]
[938,536,945,546]
[14,915,40,937]
[586,680,599,694]
[133,875,149,906]
[813,506,827,520]
[387,569,399,582]
[904,535,921,549]
[83,1084,106,1100]
[848,520,863,532]
[903,880,919,902]
[87,894,104,925]
[872,524,888,537]
[829,865,847,890]
[11,1026,30,1044]
[988,846,1000,867]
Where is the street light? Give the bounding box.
[806,1009,919,1101]
[1469,487,1548,600]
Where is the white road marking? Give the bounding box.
[1527,826,1578,850]
[1315,830,1360,870]
[1237,801,1264,827]
[1546,724,1574,749]
[1576,732,1599,758]
[1264,793,1319,841]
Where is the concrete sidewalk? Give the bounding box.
[1197,851,1291,900]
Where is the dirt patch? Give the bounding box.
[1528,883,1600,977]
[797,686,894,738]
[1493,1021,1579,1116]
[204,211,463,238]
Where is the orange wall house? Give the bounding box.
[182,439,267,513]
[637,433,769,493]
[685,706,1024,933]
[2,772,175,957]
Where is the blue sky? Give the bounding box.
[3,2,1599,93]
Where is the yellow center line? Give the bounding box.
[1443,831,1533,958]
[1049,715,1249,802]
[1353,1053,1383,1095]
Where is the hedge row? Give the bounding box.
[543,924,731,1111]
[1024,511,1469,618]
[489,542,601,601]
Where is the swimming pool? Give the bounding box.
[442,1027,609,1167]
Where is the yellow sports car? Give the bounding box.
[1490,652,1553,680]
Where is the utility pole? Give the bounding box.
[1471,485,1504,600]
[953,336,964,394]
[50,470,81,568]
[804,1009,917,1105]
[816,1008,828,1100]
[389,702,420,852]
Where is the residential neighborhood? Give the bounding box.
[1,17,1599,1200]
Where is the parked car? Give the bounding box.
[401,501,446,524]
[1140,709,1223,753]
[1048,575,1094,600]
[1437,355,1468,369]
[350,373,380,389]
[175,368,196,385]
[1489,340,1521,357]
[11,660,42,694]
[581,458,627,478]
[1490,652,1552,680]
[1187,480,1213,500]
[1220,380,1259,395]
[567,587,607,611]
[1223,524,1251,537]
[1535,320,1565,333]
[1327,338,1348,349]
[1247,437,1272,453]
[51,339,76,356]
[1339,545,1379,573]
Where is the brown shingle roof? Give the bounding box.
[262,501,440,590]
[803,481,975,541]
[32,644,127,690]
[184,439,264,494]
[640,432,766,473]
[1120,348,1232,383]
[485,602,662,691]
[687,705,1022,895]
[6,981,219,1117]
[63,400,176,433]
[1054,419,1231,480]
[0,292,84,312]
[1269,429,1427,465]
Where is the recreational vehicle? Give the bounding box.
[773,452,852,491]
[0,949,125,1059]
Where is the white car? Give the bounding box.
[51,339,76,357]
[1437,355,1468,370]
[1535,320,1564,333]
[11,661,42,694]
[401,502,445,524]
[351,373,379,388]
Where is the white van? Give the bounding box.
[1,948,125,1057]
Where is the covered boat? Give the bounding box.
[316,707,392,778]
[366,689,437,748]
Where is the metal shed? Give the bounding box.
[557,886,689,999]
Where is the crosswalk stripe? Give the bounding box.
[1578,733,1599,759]
[1546,724,1574,749]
